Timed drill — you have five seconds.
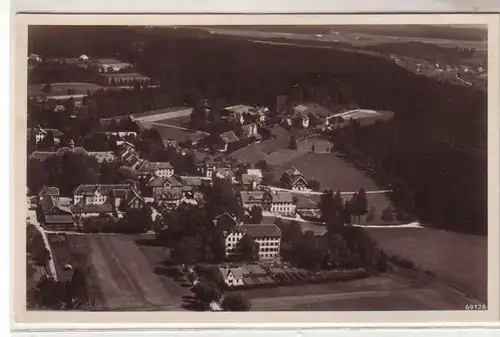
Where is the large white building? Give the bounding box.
[225,223,282,260]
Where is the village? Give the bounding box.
[25,24,487,312]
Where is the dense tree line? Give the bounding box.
[330,120,487,235]
[27,152,100,196]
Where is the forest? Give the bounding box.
[27,26,487,235]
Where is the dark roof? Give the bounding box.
[39,186,60,196]
[240,191,265,203]
[137,161,174,171]
[73,184,133,196]
[220,131,240,144]
[294,194,321,209]
[270,190,293,203]
[154,188,182,200]
[29,151,54,161]
[45,214,74,224]
[240,223,282,238]
[131,106,193,119]
[70,203,113,214]
[179,176,203,186]
[214,212,239,232]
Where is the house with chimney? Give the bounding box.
[197,160,233,179]
[239,190,272,211]
[153,187,182,209]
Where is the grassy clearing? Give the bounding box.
[366,227,487,303]
[247,273,478,310]
[282,153,382,191]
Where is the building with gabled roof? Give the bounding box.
[73,184,144,211]
[197,160,232,179]
[224,223,282,260]
[27,127,63,145]
[70,203,114,218]
[218,131,240,153]
[38,196,74,231]
[154,187,182,209]
[38,186,60,197]
[136,161,174,179]
[29,140,116,164]
[281,167,309,191]
[214,212,241,235]
[218,267,244,287]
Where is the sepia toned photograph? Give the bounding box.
[12,13,500,326]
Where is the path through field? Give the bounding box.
[86,235,184,310]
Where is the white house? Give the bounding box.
[136,161,174,179]
[78,54,90,62]
[269,190,296,216]
[72,184,144,210]
[225,223,282,260]
[28,127,63,145]
[218,267,244,287]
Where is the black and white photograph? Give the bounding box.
[15,14,497,321]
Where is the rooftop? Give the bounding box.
[137,161,174,171]
[73,184,133,196]
[292,103,333,118]
[220,131,240,144]
[270,190,293,203]
[39,186,60,196]
[240,190,266,203]
[240,223,282,238]
[70,203,113,214]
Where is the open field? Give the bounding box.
[365,227,487,302]
[154,115,191,127]
[246,273,480,310]
[28,82,103,96]
[201,27,487,50]
[48,234,187,310]
[280,152,384,192]
[139,123,208,144]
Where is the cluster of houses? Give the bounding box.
[36,184,146,231]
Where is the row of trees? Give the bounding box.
[330,118,486,234]
[279,219,387,273]
[79,208,153,234]
[27,267,89,310]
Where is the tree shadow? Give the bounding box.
[153,266,179,278]
[135,238,163,247]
